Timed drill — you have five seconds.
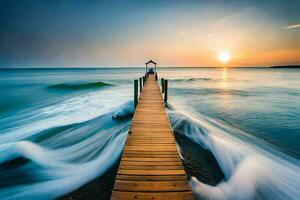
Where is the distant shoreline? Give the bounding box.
[270,65,300,68]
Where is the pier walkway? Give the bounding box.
[111,74,193,200]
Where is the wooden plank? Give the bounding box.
[114,180,191,192]
[123,150,179,153]
[127,138,174,141]
[121,157,181,162]
[120,165,183,170]
[126,141,175,144]
[126,142,177,145]
[129,135,173,138]
[111,191,194,200]
[116,175,188,181]
[124,147,178,151]
[130,127,171,131]
[126,142,176,145]
[118,169,186,175]
[122,154,180,158]
[125,144,177,148]
[120,161,183,166]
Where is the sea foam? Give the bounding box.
[168,109,300,200]
[0,91,133,199]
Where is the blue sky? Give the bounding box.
[0,0,299,67]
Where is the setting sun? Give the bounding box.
[218,51,231,63]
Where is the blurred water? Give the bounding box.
[0,68,142,199]
[157,67,300,158]
[158,67,300,200]
[0,67,299,199]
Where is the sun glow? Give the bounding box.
[218,51,231,63]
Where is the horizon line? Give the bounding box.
[1,65,300,69]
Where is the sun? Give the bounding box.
[218,51,231,63]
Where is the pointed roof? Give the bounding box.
[145,60,157,65]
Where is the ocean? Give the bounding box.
[0,67,299,199]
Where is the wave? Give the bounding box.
[168,109,300,200]
[0,87,132,143]
[172,88,252,97]
[0,100,134,200]
[47,81,112,91]
[170,77,212,82]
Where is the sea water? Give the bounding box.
[0,67,299,199]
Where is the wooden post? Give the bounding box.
[134,80,138,107]
[139,77,142,92]
[143,76,145,84]
[164,79,168,103]
[155,73,158,81]
[161,78,165,93]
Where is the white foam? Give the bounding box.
[0,90,133,199]
[169,109,300,200]
[0,131,128,200]
[0,86,131,144]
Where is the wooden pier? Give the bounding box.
[111,74,193,200]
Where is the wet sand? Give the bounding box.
[59,159,121,200]
[175,132,224,185]
[59,132,224,200]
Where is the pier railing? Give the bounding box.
[134,74,168,108]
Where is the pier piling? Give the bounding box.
[164,79,168,103]
[139,77,143,92]
[134,79,138,107]
[161,78,165,93]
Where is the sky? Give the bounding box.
[0,0,299,67]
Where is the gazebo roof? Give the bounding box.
[145,60,157,65]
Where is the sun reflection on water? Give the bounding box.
[221,67,228,89]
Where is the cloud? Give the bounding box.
[284,23,300,29]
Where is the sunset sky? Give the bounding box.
[0,0,299,67]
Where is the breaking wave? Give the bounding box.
[47,81,112,91]
[168,109,300,200]
[0,88,133,200]
[170,77,212,82]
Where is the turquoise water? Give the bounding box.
[0,68,299,199]
[160,67,300,158]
